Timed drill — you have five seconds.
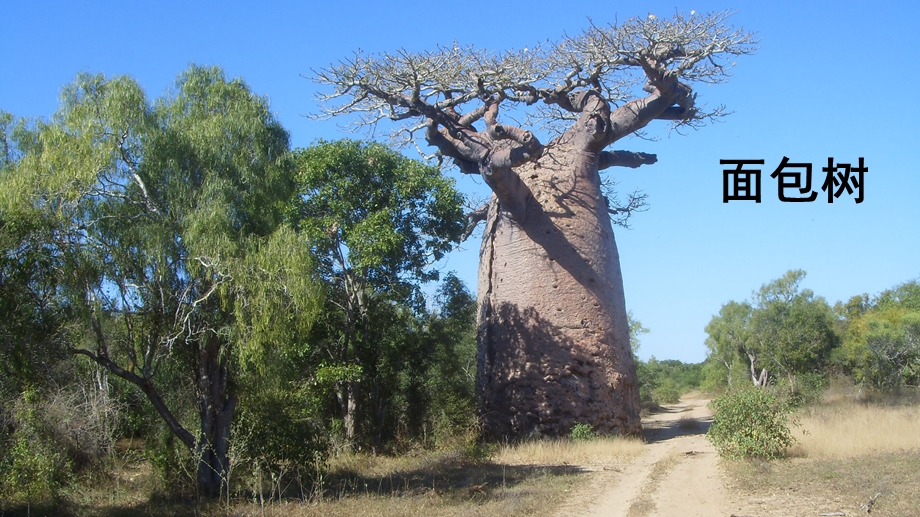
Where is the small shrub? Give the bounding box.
[677,416,701,430]
[463,438,498,462]
[652,380,681,405]
[569,422,596,442]
[706,387,797,459]
[144,428,196,496]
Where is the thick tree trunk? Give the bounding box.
[196,334,237,498]
[77,333,237,498]
[476,134,642,438]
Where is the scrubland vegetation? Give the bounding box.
[2,64,918,515]
[722,381,920,516]
[794,382,920,459]
[702,273,920,515]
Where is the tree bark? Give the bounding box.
[746,351,769,388]
[196,333,237,498]
[475,114,642,438]
[76,332,237,498]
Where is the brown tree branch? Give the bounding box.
[312,11,756,138]
[599,151,658,170]
[73,347,197,450]
[461,201,491,241]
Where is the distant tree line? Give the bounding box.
[702,269,920,397]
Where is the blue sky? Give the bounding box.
[3,0,918,362]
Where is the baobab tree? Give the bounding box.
[314,11,757,437]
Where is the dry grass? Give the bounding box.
[725,386,920,517]
[789,382,920,459]
[726,451,920,517]
[495,435,645,468]
[225,437,646,517]
[229,471,579,517]
[49,436,642,517]
[792,403,920,458]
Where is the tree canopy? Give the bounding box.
[0,65,323,496]
[704,270,837,389]
[314,10,757,173]
[292,139,466,445]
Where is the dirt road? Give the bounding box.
[572,396,737,517]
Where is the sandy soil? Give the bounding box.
[569,395,744,517]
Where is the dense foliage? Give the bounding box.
[832,281,920,390]
[636,358,703,407]
[702,271,919,395]
[706,386,797,459]
[704,270,838,392]
[2,61,916,510]
[0,68,474,507]
[291,140,466,449]
[701,272,920,459]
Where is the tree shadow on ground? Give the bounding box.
[52,454,585,517]
[642,406,713,444]
[318,453,583,502]
[2,498,201,517]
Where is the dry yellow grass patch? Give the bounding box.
[228,442,602,517]
[496,435,645,468]
[724,386,920,516]
[792,402,920,458]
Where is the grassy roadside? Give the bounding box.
[7,435,643,517]
[229,436,645,517]
[722,387,920,517]
[726,451,920,517]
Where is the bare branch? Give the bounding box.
[599,150,658,170]
[311,10,756,158]
[461,201,491,241]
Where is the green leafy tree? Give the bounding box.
[0,66,321,497]
[637,357,703,407]
[862,311,920,389]
[421,273,478,444]
[704,301,755,387]
[750,270,837,387]
[703,271,837,391]
[0,114,69,396]
[874,280,920,312]
[836,281,920,389]
[292,140,464,445]
[628,310,649,356]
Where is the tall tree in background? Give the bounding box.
[314,11,757,436]
[704,270,837,390]
[836,281,920,389]
[293,140,464,445]
[705,301,755,387]
[0,114,69,395]
[749,270,837,385]
[0,67,321,497]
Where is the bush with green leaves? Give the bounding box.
[0,391,73,506]
[569,422,596,441]
[706,387,797,459]
[652,379,682,405]
[636,358,703,408]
